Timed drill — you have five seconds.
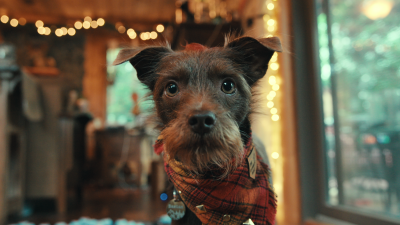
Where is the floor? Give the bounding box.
[8,188,169,225]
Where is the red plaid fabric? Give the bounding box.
[155,138,277,225]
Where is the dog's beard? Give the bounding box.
[161,113,244,179]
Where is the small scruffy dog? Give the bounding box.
[114,36,281,225]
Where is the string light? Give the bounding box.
[35,20,44,28]
[267,3,275,10]
[271,152,280,159]
[97,18,105,26]
[68,28,76,36]
[84,16,92,22]
[44,27,51,35]
[267,101,274,108]
[1,15,9,23]
[269,75,276,85]
[150,31,158,39]
[91,20,98,28]
[117,26,126,33]
[270,108,278,114]
[18,18,26,26]
[272,114,280,121]
[273,84,280,91]
[61,27,68,35]
[10,18,18,27]
[37,27,45,35]
[83,21,90,29]
[55,29,63,37]
[75,21,83,29]
[156,24,165,32]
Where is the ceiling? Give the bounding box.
[0,0,176,26]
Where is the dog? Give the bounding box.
[114,36,282,225]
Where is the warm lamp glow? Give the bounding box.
[267,101,274,108]
[267,19,275,26]
[267,3,275,10]
[10,19,18,27]
[363,0,394,20]
[35,20,44,28]
[270,108,278,114]
[272,84,280,91]
[75,21,83,29]
[156,24,165,32]
[1,15,9,23]
[269,91,276,98]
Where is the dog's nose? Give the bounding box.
[188,112,216,135]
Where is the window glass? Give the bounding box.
[106,48,153,127]
[318,0,400,218]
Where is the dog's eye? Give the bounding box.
[221,80,236,94]
[165,82,179,97]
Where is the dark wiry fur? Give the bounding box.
[113,35,282,225]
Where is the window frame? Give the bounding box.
[290,0,400,224]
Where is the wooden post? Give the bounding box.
[0,80,9,224]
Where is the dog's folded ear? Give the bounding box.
[113,46,172,90]
[226,36,282,86]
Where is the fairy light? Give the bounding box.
[91,20,98,28]
[61,27,68,35]
[35,20,44,28]
[150,31,158,39]
[156,24,165,32]
[75,21,83,29]
[44,27,51,35]
[10,18,18,27]
[19,18,26,26]
[118,26,126,33]
[271,152,280,159]
[68,28,76,36]
[84,16,92,22]
[37,27,45,35]
[97,18,105,26]
[83,21,90,29]
[1,15,9,23]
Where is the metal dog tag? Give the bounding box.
[247,148,257,179]
[167,190,186,220]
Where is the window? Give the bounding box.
[106,48,153,127]
[316,0,400,223]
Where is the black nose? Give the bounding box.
[188,112,216,135]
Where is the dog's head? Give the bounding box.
[114,36,281,177]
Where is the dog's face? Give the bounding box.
[114,36,281,177]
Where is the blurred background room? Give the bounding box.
[0,0,399,224]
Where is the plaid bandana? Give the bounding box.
[154,137,277,225]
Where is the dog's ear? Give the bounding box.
[113,47,172,90]
[226,36,282,86]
